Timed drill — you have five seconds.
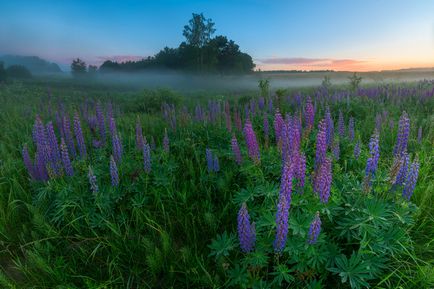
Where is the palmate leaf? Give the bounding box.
[242,249,269,268]
[228,264,249,287]
[208,231,237,260]
[328,251,373,289]
[270,264,295,286]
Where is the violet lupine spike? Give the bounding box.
[354,140,361,160]
[325,107,334,147]
[308,212,322,244]
[35,150,48,181]
[268,98,273,113]
[213,155,219,172]
[46,122,62,175]
[88,166,99,194]
[60,138,73,177]
[348,117,355,141]
[417,126,422,144]
[279,162,293,206]
[274,194,289,253]
[231,135,243,165]
[394,152,409,186]
[305,97,315,129]
[237,203,255,253]
[95,102,106,143]
[393,111,410,157]
[73,112,86,158]
[163,129,170,153]
[274,110,284,144]
[296,153,306,191]
[314,158,332,203]
[402,159,419,201]
[315,119,327,169]
[243,119,260,163]
[112,133,123,163]
[109,116,117,137]
[206,148,214,172]
[110,155,119,187]
[63,116,76,158]
[22,145,35,179]
[338,110,345,137]
[365,131,380,177]
[143,143,151,173]
[332,141,340,160]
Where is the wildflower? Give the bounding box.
[274,194,289,252]
[63,115,76,158]
[22,145,35,179]
[60,138,73,176]
[315,119,327,169]
[332,141,340,160]
[231,135,242,165]
[308,212,322,244]
[305,97,315,129]
[325,107,334,147]
[237,203,255,253]
[110,155,119,186]
[143,143,151,173]
[279,161,293,204]
[348,117,355,141]
[243,119,260,162]
[393,111,410,157]
[402,159,419,201]
[316,158,332,203]
[365,130,380,177]
[163,129,169,152]
[354,140,361,159]
[394,152,409,186]
[96,102,106,143]
[206,148,214,172]
[112,133,123,163]
[88,166,98,194]
[338,110,345,137]
[73,112,86,158]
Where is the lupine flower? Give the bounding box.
[365,131,380,177]
[393,152,409,186]
[274,110,284,144]
[35,149,48,181]
[46,121,61,175]
[274,194,289,252]
[60,138,73,176]
[213,155,219,172]
[88,166,98,194]
[314,158,332,203]
[296,153,306,191]
[348,117,355,141]
[243,119,260,163]
[338,110,345,137]
[206,148,214,172]
[136,118,144,149]
[22,145,35,179]
[325,107,334,147]
[112,133,122,163]
[109,116,117,137]
[237,203,255,253]
[305,97,315,129]
[308,212,322,244]
[63,116,76,158]
[332,141,340,160]
[394,111,410,157]
[163,129,169,153]
[417,126,422,144]
[268,98,273,113]
[315,119,327,169]
[143,143,151,173]
[354,140,361,159]
[109,155,119,186]
[73,112,86,158]
[231,135,242,165]
[96,102,106,142]
[280,161,293,204]
[403,159,419,200]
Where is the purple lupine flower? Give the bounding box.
[263,116,269,139]
[22,145,35,179]
[308,212,322,244]
[213,155,219,172]
[112,133,122,163]
[365,131,380,177]
[33,116,50,172]
[243,119,260,163]
[136,117,144,150]
[163,129,169,153]
[206,148,214,172]
[325,107,334,147]
[296,153,306,191]
[348,117,355,141]
[88,166,98,194]
[305,97,315,129]
[109,155,119,187]
[338,110,345,137]
[393,111,410,157]
[354,140,361,160]
[96,102,106,143]
[73,112,86,158]
[35,149,48,181]
[315,158,332,203]
[231,135,243,165]
[268,98,273,113]
[143,143,151,173]
[417,126,422,144]
[60,138,73,176]
[394,152,409,186]
[109,116,117,137]
[274,194,289,252]
[63,116,76,158]
[315,119,327,169]
[274,110,284,145]
[279,161,293,204]
[46,122,61,175]
[402,159,419,201]
[332,141,340,160]
[237,203,255,253]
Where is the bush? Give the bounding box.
[6,65,32,79]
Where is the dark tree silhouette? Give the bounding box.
[6,65,32,79]
[71,58,87,78]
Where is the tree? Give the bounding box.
[349,72,362,91]
[71,58,87,78]
[6,65,32,79]
[0,62,6,82]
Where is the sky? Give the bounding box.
[1,0,434,71]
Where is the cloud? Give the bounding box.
[256,57,368,71]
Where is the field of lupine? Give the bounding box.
[0,80,433,288]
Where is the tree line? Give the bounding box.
[71,13,255,77]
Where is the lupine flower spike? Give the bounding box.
[237,203,255,253]
[308,212,322,244]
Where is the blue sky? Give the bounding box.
[1,0,433,71]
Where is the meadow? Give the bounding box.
[0,78,433,288]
